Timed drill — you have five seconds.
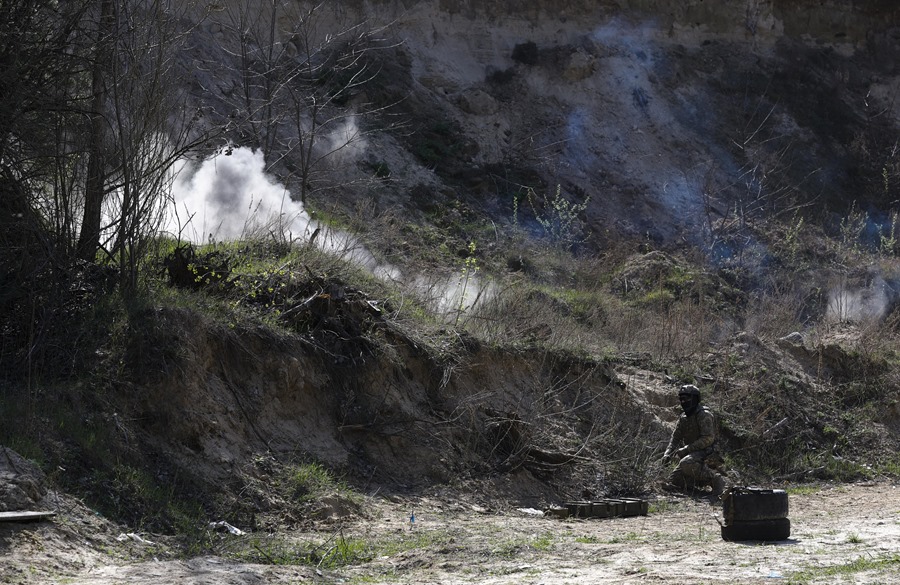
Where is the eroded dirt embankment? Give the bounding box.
[114,307,657,507]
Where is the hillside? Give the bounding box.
[134,0,900,496]
[1,0,900,583]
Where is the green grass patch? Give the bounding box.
[874,454,900,478]
[229,528,454,569]
[91,464,206,536]
[648,499,678,514]
[287,461,356,503]
[604,531,646,544]
[236,533,374,568]
[787,554,900,584]
[489,532,555,558]
[785,485,820,496]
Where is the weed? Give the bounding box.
[648,500,678,514]
[605,532,645,544]
[839,202,869,255]
[234,532,373,568]
[288,461,351,503]
[531,532,555,551]
[368,161,391,179]
[319,533,373,568]
[454,241,480,327]
[638,288,676,307]
[488,532,555,558]
[788,554,900,583]
[226,527,455,570]
[785,485,819,496]
[521,184,591,250]
[542,185,590,249]
[878,211,898,256]
[89,464,204,535]
[875,454,900,477]
[782,213,806,266]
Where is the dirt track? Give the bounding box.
[2,481,899,584]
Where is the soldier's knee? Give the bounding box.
[678,461,702,478]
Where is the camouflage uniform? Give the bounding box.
[663,400,728,495]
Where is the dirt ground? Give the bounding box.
[2,481,898,584]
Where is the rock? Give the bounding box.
[0,447,48,511]
[777,331,805,347]
[562,49,596,81]
[311,494,360,520]
[456,89,499,115]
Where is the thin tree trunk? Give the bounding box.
[77,0,114,262]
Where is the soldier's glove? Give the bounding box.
[674,447,689,459]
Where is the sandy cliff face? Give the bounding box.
[622,0,899,41]
[348,0,898,241]
[358,0,900,43]
[184,0,900,247]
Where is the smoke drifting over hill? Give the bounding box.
[165,147,495,317]
[167,147,311,243]
[166,147,400,279]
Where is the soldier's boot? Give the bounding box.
[661,470,686,492]
[710,474,728,498]
[694,463,726,497]
[701,465,731,499]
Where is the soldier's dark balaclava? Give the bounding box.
[678,385,701,416]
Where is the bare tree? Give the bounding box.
[76,0,115,262]
[2,0,212,290]
[0,0,90,255]
[220,0,402,206]
[98,0,209,290]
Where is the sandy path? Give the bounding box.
[2,482,898,584]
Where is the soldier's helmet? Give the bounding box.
[678,384,700,397]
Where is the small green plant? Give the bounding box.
[489,533,553,558]
[288,461,351,503]
[788,554,900,583]
[839,202,868,255]
[638,288,676,308]
[526,184,591,250]
[883,160,892,195]
[875,453,900,477]
[785,485,819,496]
[369,161,391,179]
[318,532,372,568]
[90,464,204,535]
[878,210,898,256]
[605,532,645,544]
[648,499,677,514]
[574,535,602,544]
[531,532,554,551]
[454,241,479,327]
[783,213,805,264]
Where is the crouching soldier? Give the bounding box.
[662,384,729,497]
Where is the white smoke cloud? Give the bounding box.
[321,116,368,166]
[591,16,658,63]
[164,147,502,317]
[165,146,400,281]
[826,275,892,323]
[167,147,312,242]
[413,272,497,324]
